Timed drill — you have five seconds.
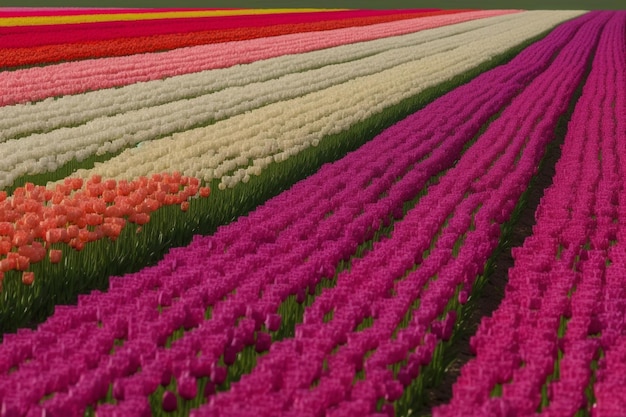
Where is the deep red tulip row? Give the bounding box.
[0,10,438,49]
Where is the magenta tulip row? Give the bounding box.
[191,11,607,417]
[0,11,605,417]
[435,11,626,417]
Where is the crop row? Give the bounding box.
[0,10,608,417]
[435,11,626,417]
[0,10,512,106]
[55,11,581,192]
[0,174,211,282]
[0,8,334,27]
[0,11,545,190]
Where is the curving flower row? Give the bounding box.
[0,9,611,417]
[0,11,514,144]
[435,10,626,417]
[0,9,513,106]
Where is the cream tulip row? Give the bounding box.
[0,10,512,109]
[0,11,517,143]
[0,14,523,188]
[0,14,541,191]
[55,11,584,192]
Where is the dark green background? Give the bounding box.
[2,1,625,10]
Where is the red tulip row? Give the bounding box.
[0,9,435,47]
[0,10,460,68]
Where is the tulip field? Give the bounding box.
[0,6,625,417]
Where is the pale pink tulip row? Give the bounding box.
[0,10,514,107]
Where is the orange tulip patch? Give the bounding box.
[0,172,210,286]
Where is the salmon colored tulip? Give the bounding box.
[12,230,30,247]
[70,239,85,251]
[21,271,34,286]
[49,249,62,264]
[101,223,122,240]
[15,255,30,271]
[0,222,14,238]
[199,187,211,198]
[0,240,11,256]
[130,212,150,226]
[85,213,103,227]
[0,259,12,273]
[102,190,116,203]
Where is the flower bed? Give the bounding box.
[1,7,622,417]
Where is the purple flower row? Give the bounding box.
[191,10,608,417]
[435,11,626,417]
[0,11,601,417]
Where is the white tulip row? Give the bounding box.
[0,13,536,190]
[46,10,583,192]
[0,11,519,143]
[0,10,510,109]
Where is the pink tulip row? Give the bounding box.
[435,11,626,417]
[0,10,512,107]
[0,11,599,417]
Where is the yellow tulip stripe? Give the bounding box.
[0,8,347,27]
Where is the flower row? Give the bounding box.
[0,11,510,143]
[0,8,334,28]
[0,12,526,190]
[55,10,582,194]
[435,11,626,417]
[0,173,210,286]
[0,10,515,106]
